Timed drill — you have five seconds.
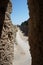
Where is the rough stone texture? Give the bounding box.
[27,0,43,65]
[0,0,16,65]
[0,0,9,38]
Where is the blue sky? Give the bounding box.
[11,0,29,25]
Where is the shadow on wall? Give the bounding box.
[0,0,9,38]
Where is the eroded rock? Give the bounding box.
[0,0,16,65]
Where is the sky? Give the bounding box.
[10,0,29,25]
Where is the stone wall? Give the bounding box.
[27,0,43,65]
[0,0,16,65]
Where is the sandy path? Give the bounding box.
[14,28,32,65]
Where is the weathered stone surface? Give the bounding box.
[19,19,29,36]
[0,0,16,65]
[0,0,9,38]
[28,0,43,65]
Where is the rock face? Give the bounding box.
[28,0,43,65]
[18,19,29,36]
[0,0,9,38]
[0,0,16,65]
[20,19,29,36]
